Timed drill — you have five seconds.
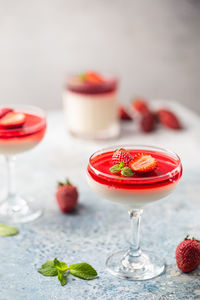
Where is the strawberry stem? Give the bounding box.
[66,179,71,185]
[184,234,200,242]
[58,179,71,186]
[192,237,200,242]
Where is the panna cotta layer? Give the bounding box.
[63,90,119,137]
[87,175,180,209]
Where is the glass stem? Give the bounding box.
[6,156,16,200]
[129,209,143,256]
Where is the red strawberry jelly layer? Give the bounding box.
[0,113,46,142]
[88,150,182,190]
[66,76,118,95]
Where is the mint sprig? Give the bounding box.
[110,160,134,177]
[0,224,19,237]
[54,258,68,286]
[38,258,98,286]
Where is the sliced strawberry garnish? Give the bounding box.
[0,108,13,119]
[112,149,133,167]
[83,71,104,84]
[0,112,26,128]
[129,153,157,173]
[118,106,133,121]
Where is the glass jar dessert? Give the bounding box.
[63,71,120,139]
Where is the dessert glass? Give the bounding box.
[87,145,182,280]
[63,73,120,139]
[0,105,46,223]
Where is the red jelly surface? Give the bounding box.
[0,112,46,141]
[88,150,182,190]
[66,76,118,95]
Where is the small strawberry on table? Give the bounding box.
[56,179,78,213]
[176,235,200,272]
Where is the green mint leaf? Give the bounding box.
[119,161,124,168]
[58,270,67,286]
[69,263,98,280]
[121,167,134,177]
[110,164,121,173]
[54,258,68,272]
[0,224,19,237]
[38,260,58,276]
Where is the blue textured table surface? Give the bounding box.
[0,101,200,300]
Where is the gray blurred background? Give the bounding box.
[0,0,200,113]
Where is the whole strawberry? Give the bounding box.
[118,106,133,121]
[112,149,133,167]
[140,112,156,132]
[56,179,78,213]
[176,235,200,272]
[132,98,150,115]
[158,109,182,130]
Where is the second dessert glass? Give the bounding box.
[87,145,182,280]
[63,72,120,139]
[0,105,46,223]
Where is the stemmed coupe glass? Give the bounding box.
[87,145,182,280]
[0,105,46,223]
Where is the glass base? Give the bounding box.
[0,194,42,224]
[106,249,165,280]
